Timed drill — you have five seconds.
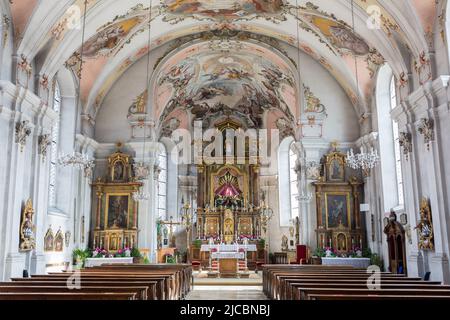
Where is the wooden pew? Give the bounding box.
[262,264,450,301]
[0,280,157,300]
[0,292,136,300]
[17,275,169,300]
[0,264,192,301]
[309,294,450,301]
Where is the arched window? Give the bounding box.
[390,77,404,207]
[289,146,300,219]
[48,82,61,207]
[157,145,168,218]
[376,65,404,211]
[279,137,299,226]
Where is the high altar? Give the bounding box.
[91,149,142,252]
[192,120,266,269]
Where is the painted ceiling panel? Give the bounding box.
[10,0,38,38]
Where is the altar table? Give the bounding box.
[219,258,239,278]
[84,257,134,268]
[201,244,257,252]
[321,257,371,268]
[211,252,245,260]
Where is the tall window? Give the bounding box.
[390,77,404,206]
[157,146,168,218]
[48,83,61,207]
[279,137,299,226]
[289,146,299,219]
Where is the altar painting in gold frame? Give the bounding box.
[325,192,351,229]
[210,165,248,208]
[105,193,131,229]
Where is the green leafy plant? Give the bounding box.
[370,253,384,271]
[165,255,176,264]
[131,247,142,258]
[313,247,325,258]
[193,239,203,249]
[258,238,266,248]
[363,247,372,258]
[72,248,89,266]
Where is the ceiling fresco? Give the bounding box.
[153,42,296,128]
[81,17,144,59]
[5,0,440,122]
[162,0,288,22]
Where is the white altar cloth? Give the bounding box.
[211,252,245,259]
[201,244,257,252]
[321,257,371,268]
[85,257,134,268]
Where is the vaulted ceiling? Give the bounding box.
[5,0,444,123]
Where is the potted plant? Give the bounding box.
[193,239,203,249]
[131,247,143,263]
[72,248,88,268]
[257,238,266,249]
[311,247,324,265]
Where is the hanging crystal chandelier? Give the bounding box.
[346,147,380,171]
[132,189,150,202]
[133,0,153,202]
[57,3,95,177]
[58,151,94,171]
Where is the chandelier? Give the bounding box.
[57,1,95,176]
[132,189,150,202]
[133,0,153,202]
[58,151,94,171]
[346,147,380,171]
[298,192,313,204]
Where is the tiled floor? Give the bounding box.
[186,286,268,300]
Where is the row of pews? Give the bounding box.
[263,264,450,300]
[0,264,192,300]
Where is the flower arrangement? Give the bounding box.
[324,247,337,257]
[349,246,363,258]
[92,247,109,258]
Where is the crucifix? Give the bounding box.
[160,216,182,248]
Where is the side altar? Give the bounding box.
[313,145,365,254]
[91,149,142,253]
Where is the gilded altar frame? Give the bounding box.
[91,149,142,252]
[314,146,364,253]
[209,164,249,208]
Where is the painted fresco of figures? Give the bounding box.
[165,0,285,17]
[329,25,370,56]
